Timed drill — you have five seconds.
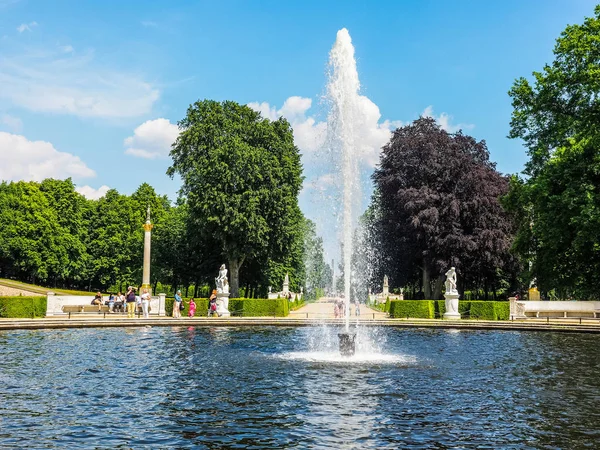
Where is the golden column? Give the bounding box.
[141,206,153,294]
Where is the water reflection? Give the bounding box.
[0,327,599,448]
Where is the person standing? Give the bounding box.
[188,298,196,318]
[141,288,151,319]
[208,290,217,317]
[125,286,136,318]
[108,293,115,313]
[173,290,182,318]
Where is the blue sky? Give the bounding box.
[0,0,596,259]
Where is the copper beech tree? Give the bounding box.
[372,117,517,299]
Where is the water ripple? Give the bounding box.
[0,327,599,448]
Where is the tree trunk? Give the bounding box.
[229,258,243,298]
[433,275,445,300]
[422,264,432,299]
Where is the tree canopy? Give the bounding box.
[371,117,516,299]
[167,99,304,297]
[505,6,600,298]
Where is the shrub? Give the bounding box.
[389,300,434,318]
[0,296,47,318]
[389,299,510,320]
[495,302,510,320]
[230,298,289,317]
[434,300,446,318]
[469,301,496,320]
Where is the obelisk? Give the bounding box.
[141,206,153,294]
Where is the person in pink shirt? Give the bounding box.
[188,298,196,318]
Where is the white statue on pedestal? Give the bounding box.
[443,266,461,319]
[214,264,230,317]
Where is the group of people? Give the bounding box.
[333,298,360,318]
[171,289,220,318]
[172,290,198,318]
[92,286,151,318]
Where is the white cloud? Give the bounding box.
[124,118,179,159]
[76,185,110,200]
[421,105,474,133]
[0,114,23,132]
[249,95,399,167]
[17,21,37,33]
[59,44,74,53]
[247,101,279,121]
[0,49,159,118]
[249,96,327,156]
[0,131,95,182]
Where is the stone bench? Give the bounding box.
[62,305,110,314]
[510,298,600,319]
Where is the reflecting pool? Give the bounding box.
[1,326,599,448]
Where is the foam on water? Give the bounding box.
[276,324,413,364]
[277,351,414,364]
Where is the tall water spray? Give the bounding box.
[327,28,361,332]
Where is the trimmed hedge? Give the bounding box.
[229,298,289,317]
[166,297,290,317]
[389,300,434,319]
[390,299,510,320]
[0,296,47,318]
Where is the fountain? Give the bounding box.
[327,28,361,355]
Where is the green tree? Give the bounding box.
[167,100,304,297]
[39,178,90,286]
[0,181,67,284]
[506,6,600,298]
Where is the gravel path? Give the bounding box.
[0,285,40,297]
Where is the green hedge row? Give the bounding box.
[229,298,289,317]
[0,296,47,318]
[389,300,434,319]
[166,298,291,317]
[390,300,509,320]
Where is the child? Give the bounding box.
[188,298,196,318]
[208,290,217,317]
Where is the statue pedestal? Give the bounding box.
[443,293,461,319]
[216,292,230,317]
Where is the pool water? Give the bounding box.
[1,326,599,449]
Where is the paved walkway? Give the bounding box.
[289,298,387,320]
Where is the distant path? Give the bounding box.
[289,297,387,320]
[0,282,40,297]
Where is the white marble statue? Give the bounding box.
[215,264,228,294]
[445,267,458,294]
[443,266,460,319]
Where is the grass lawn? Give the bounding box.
[0,279,95,296]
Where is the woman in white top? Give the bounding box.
[141,288,151,319]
